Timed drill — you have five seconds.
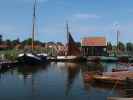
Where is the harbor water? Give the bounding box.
[0,62,126,100]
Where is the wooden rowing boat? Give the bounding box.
[108,97,133,100]
[93,71,133,86]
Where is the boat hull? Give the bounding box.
[118,56,129,63]
[17,53,47,65]
[84,71,133,87]
[93,75,125,86]
[93,71,133,86]
[87,57,101,62]
[56,56,86,62]
[100,56,118,62]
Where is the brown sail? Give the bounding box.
[56,22,86,62]
[66,32,81,56]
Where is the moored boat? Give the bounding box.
[37,53,48,61]
[56,56,86,62]
[17,53,44,64]
[93,74,125,86]
[100,56,118,62]
[118,56,129,63]
[107,97,133,100]
[57,22,86,62]
[112,64,133,72]
[87,56,100,62]
[129,57,133,63]
[17,0,48,65]
[93,71,133,86]
[84,71,133,86]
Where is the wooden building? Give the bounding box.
[81,37,107,56]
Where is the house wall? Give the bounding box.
[81,46,107,56]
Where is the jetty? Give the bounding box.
[0,60,17,70]
[86,56,133,63]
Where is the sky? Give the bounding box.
[0,0,133,44]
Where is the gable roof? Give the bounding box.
[81,37,106,46]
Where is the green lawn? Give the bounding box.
[0,49,20,61]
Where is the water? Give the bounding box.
[0,62,125,100]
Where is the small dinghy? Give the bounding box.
[93,71,133,86]
[107,97,133,100]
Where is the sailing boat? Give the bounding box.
[57,22,86,62]
[17,0,47,64]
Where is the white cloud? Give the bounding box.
[73,13,101,20]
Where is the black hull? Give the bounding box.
[17,54,47,65]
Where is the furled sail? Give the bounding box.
[66,32,81,56]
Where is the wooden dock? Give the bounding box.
[0,60,17,70]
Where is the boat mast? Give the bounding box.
[32,0,37,51]
[66,21,69,45]
[117,30,120,55]
[66,21,69,56]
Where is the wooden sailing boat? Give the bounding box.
[57,22,86,62]
[17,0,47,64]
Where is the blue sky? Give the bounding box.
[0,0,133,44]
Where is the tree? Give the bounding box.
[34,40,43,46]
[12,38,20,46]
[22,38,32,45]
[118,42,125,52]
[107,42,112,51]
[5,39,12,48]
[0,35,3,45]
[126,42,133,51]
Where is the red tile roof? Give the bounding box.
[0,45,9,48]
[81,37,106,46]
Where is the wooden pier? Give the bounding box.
[0,60,17,70]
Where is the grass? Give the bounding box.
[0,49,20,61]
[0,48,53,61]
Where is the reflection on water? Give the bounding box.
[65,63,80,95]
[17,64,49,79]
[0,62,125,100]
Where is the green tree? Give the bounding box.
[118,42,125,52]
[5,39,12,47]
[107,42,112,51]
[22,38,32,45]
[12,38,20,46]
[126,42,133,52]
[0,35,3,45]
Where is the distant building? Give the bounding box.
[56,43,66,56]
[15,44,23,50]
[0,44,10,50]
[81,37,107,56]
[24,45,43,50]
[45,42,66,56]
